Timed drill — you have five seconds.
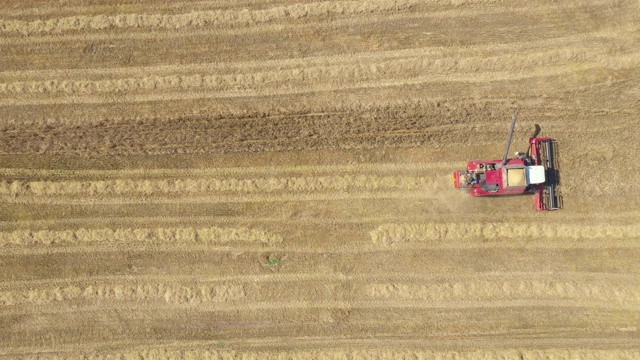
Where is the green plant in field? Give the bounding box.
[262,254,287,270]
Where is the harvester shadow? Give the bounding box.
[531,124,541,139]
[530,123,562,188]
[533,123,563,209]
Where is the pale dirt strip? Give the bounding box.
[371,223,640,247]
[4,348,640,360]
[0,226,282,247]
[3,271,636,289]
[2,299,639,318]
[0,346,640,360]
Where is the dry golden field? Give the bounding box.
[1,0,640,358]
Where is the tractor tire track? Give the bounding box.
[0,174,439,197]
[2,189,448,206]
[0,161,453,179]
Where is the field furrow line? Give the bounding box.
[0,211,640,226]
[3,0,265,18]
[0,162,454,179]
[0,189,440,205]
[1,299,637,318]
[2,210,639,231]
[6,239,640,256]
[0,226,282,248]
[370,223,640,247]
[3,271,636,288]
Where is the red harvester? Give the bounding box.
[452,116,561,211]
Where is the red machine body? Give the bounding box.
[452,117,561,211]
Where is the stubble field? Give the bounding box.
[1,0,640,358]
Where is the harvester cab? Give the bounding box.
[452,116,561,211]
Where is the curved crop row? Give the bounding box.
[0,227,282,247]
[0,0,421,35]
[0,48,613,96]
[0,283,244,306]
[370,223,640,247]
[0,175,434,197]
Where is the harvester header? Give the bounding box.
[452,116,561,211]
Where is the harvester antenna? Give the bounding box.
[501,115,517,167]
